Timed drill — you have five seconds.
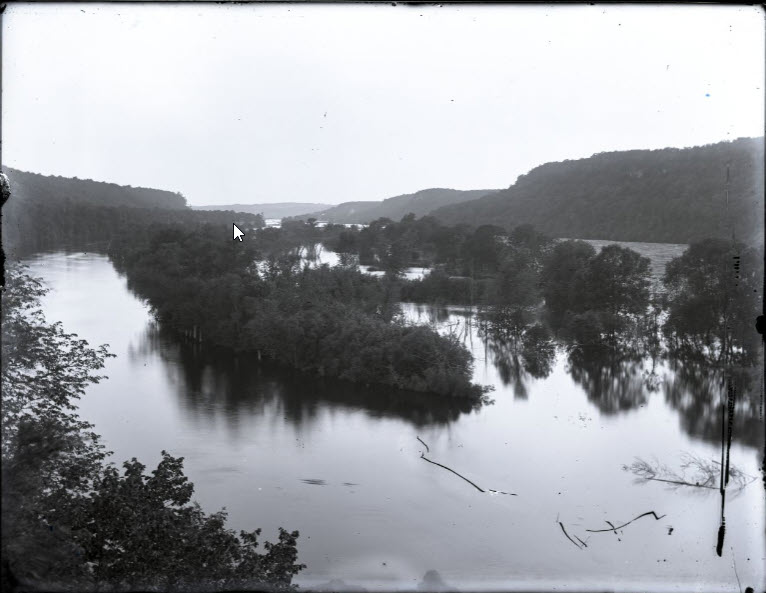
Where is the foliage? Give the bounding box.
[540,240,596,325]
[430,137,764,244]
[662,238,763,362]
[400,269,491,306]
[1,268,112,455]
[541,242,652,345]
[3,166,188,210]
[1,167,264,257]
[1,266,304,592]
[108,225,486,400]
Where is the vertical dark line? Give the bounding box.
[761,112,766,496]
[0,4,6,288]
[720,380,726,483]
[726,164,732,241]
[0,3,4,168]
[725,379,735,487]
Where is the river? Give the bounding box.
[24,251,765,592]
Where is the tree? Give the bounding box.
[489,247,541,337]
[462,225,506,275]
[663,238,762,362]
[1,266,305,591]
[584,244,651,318]
[541,240,596,326]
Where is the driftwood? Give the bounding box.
[641,476,716,489]
[420,453,485,493]
[573,534,588,548]
[558,522,584,549]
[416,438,517,495]
[623,454,754,491]
[586,511,665,533]
[731,547,742,593]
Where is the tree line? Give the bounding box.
[258,214,763,365]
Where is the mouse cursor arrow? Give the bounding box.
[233,223,245,242]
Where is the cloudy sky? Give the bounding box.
[2,3,764,206]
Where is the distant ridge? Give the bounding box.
[194,202,331,219]
[291,188,501,224]
[430,137,764,244]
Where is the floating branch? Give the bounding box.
[416,436,430,453]
[623,454,755,491]
[415,438,517,495]
[559,522,584,549]
[586,511,665,533]
[731,546,742,593]
[420,453,485,493]
[574,534,589,548]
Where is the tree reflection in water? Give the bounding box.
[130,324,481,433]
[480,325,556,399]
[130,313,762,449]
[563,336,762,448]
[565,344,649,414]
[663,354,762,448]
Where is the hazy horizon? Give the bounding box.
[2,4,764,206]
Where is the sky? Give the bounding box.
[2,3,764,206]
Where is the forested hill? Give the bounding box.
[292,188,500,224]
[194,202,332,219]
[430,138,764,244]
[2,167,188,210]
[1,167,263,258]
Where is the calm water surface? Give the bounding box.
[25,251,765,592]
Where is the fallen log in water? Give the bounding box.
[416,436,430,453]
[559,522,584,549]
[420,453,485,493]
[586,511,666,533]
[416,438,517,496]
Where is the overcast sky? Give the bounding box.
[2,3,764,206]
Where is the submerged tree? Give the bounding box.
[542,241,652,346]
[663,238,762,362]
[540,240,596,327]
[1,266,304,592]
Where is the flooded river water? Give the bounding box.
[25,250,764,592]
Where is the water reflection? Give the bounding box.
[401,302,762,449]
[129,302,763,449]
[663,359,763,448]
[28,253,766,591]
[566,346,649,414]
[480,335,555,398]
[130,323,480,432]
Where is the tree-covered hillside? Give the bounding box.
[430,138,764,244]
[3,167,188,209]
[1,168,263,258]
[292,188,500,224]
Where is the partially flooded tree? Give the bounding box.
[663,238,762,363]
